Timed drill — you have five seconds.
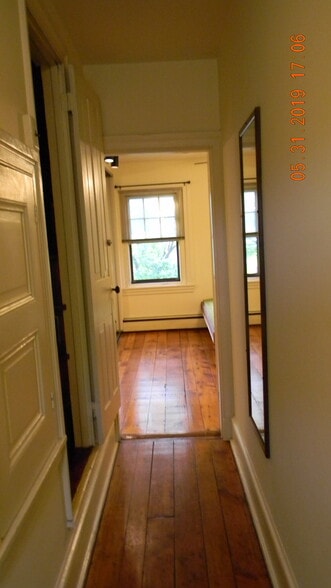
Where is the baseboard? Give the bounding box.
[122,317,205,331]
[230,422,298,588]
[55,423,119,588]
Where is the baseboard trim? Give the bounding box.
[122,317,205,331]
[55,424,119,588]
[230,422,298,588]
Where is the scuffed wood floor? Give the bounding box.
[118,329,220,437]
[85,437,272,587]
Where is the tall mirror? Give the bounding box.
[239,107,270,457]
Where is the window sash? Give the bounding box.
[121,187,184,243]
[129,241,181,283]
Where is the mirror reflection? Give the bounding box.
[239,107,270,457]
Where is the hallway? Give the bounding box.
[118,329,220,438]
[85,437,272,587]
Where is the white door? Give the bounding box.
[66,66,120,443]
[0,133,62,538]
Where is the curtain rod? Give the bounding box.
[114,181,190,189]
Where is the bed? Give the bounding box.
[201,298,215,342]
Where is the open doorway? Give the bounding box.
[107,151,220,437]
[31,62,93,495]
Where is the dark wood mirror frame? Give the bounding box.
[239,107,270,457]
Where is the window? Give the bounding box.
[121,188,184,283]
[243,187,259,276]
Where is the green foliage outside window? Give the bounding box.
[130,241,179,282]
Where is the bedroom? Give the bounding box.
[107,150,219,436]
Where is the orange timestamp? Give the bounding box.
[289,34,306,181]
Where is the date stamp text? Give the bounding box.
[289,34,306,181]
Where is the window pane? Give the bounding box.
[129,198,144,219]
[244,190,257,212]
[144,197,159,218]
[145,218,161,238]
[159,196,175,216]
[130,241,180,282]
[246,236,258,274]
[122,190,184,240]
[130,218,146,239]
[245,211,258,233]
[161,217,176,237]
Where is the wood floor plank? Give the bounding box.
[84,441,140,588]
[211,440,272,587]
[194,439,236,587]
[143,517,175,588]
[174,439,209,587]
[85,438,272,588]
[117,440,154,586]
[119,329,220,437]
[148,440,174,518]
[143,439,175,587]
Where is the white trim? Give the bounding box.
[122,318,205,332]
[103,131,222,153]
[231,422,298,588]
[42,64,94,446]
[122,284,195,295]
[18,0,39,149]
[104,131,234,440]
[55,423,119,588]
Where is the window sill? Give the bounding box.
[122,283,195,296]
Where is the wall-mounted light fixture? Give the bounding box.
[104,155,119,168]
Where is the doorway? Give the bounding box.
[31,62,92,495]
[108,150,221,437]
[106,137,233,440]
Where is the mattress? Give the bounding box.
[201,298,214,342]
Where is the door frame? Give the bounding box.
[27,11,95,450]
[41,64,95,447]
[104,132,234,439]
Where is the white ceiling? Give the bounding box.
[49,0,226,64]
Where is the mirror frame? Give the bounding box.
[239,107,270,457]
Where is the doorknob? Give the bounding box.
[111,285,120,294]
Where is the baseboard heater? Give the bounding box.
[123,313,203,323]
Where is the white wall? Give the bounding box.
[110,153,214,331]
[219,1,331,586]
[84,59,220,333]
[84,59,220,136]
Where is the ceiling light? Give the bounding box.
[104,155,119,168]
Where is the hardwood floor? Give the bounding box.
[249,325,262,376]
[118,329,220,437]
[85,437,272,587]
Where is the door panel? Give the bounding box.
[66,66,120,442]
[0,135,60,538]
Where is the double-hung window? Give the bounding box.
[120,187,184,283]
[243,186,259,276]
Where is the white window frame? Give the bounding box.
[120,186,190,288]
